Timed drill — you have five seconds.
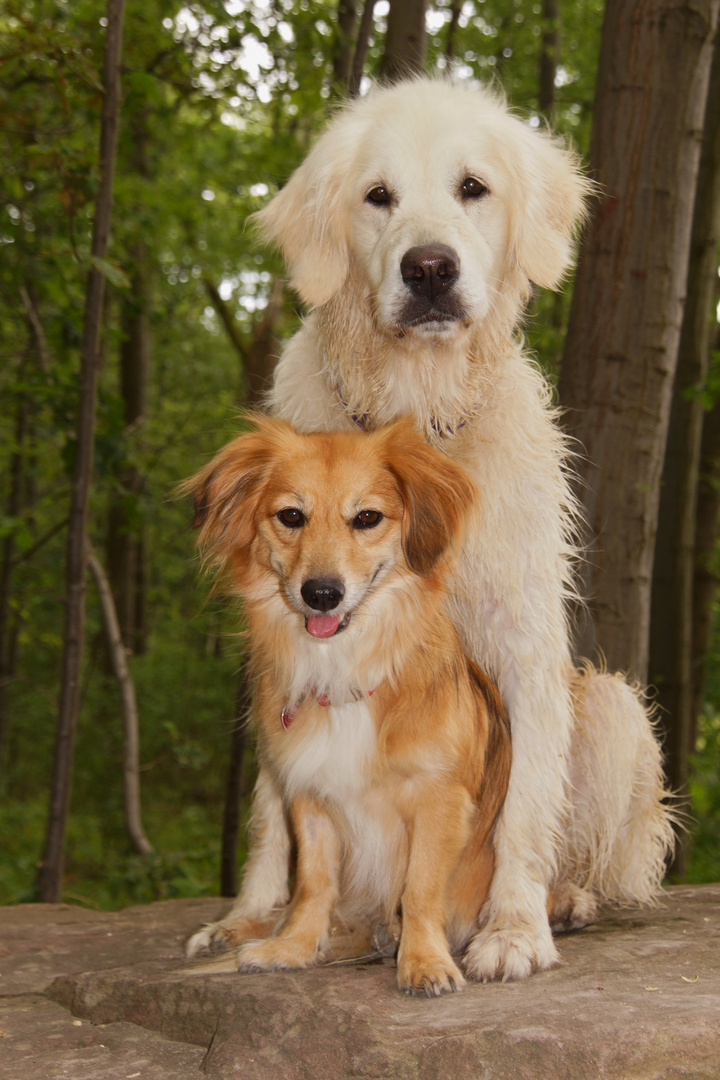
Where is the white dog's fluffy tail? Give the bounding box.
[558,665,677,907]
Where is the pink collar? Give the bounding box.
[281,686,375,730]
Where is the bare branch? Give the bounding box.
[20,285,50,372]
[88,549,153,856]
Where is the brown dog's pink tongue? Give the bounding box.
[306,614,341,638]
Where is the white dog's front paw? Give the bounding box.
[186,922,231,958]
[463,917,559,982]
[186,912,281,958]
[548,881,598,933]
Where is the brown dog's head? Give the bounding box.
[183,417,477,641]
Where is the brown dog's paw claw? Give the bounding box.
[397,951,466,997]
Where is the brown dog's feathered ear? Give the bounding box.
[180,418,282,572]
[251,110,365,309]
[380,421,478,576]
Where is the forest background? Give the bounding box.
[1,0,719,910]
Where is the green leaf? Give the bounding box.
[90,256,130,289]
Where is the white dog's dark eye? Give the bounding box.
[353,509,383,529]
[460,176,490,200]
[365,185,391,207]
[277,508,304,528]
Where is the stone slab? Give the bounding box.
[1,887,719,1079]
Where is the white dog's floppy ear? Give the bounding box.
[508,126,592,290]
[252,117,359,308]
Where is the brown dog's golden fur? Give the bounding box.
[186,417,510,995]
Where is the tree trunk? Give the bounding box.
[0,395,27,783]
[558,0,718,684]
[333,0,358,93]
[107,243,150,655]
[538,0,559,120]
[1,285,50,781]
[648,28,720,861]
[37,0,126,903]
[380,0,427,82]
[203,276,284,406]
[443,0,462,66]
[245,277,285,405]
[88,549,152,856]
[348,0,377,98]
[220,667,251,897]
[692,398,720,728]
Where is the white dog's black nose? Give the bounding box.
[401,245,460,300]
[301,578,345,611]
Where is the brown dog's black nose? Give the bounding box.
[301,578,345,611]
[400,245,460,301]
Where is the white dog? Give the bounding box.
[188,78,674,981]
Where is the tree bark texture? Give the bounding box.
[88,550,152,856]
[37,0,126,903]
[380,0,427,82]
[538,0,559,120]
[649,28,720,832]
[559,0,719,683]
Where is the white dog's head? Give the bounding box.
[255,79,590,344]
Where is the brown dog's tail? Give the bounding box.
[468,660,512,852]
[447,661,512,950]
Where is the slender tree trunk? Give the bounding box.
[380,0,427,82]
[0,397,27,782]
[649,29,720,866]
[244,277,285,405]
[220,669,251,897]
[1,285,50,780]
[538,0,559,120]
[444,0,462,65]
[215,280,286,889]
[692,398,720,728]
[348,0,377,97]
[37,0,126,903]
[203,276,284,405]
[88,550,152,856]
[107,242,150,654]
[333,0,358,93]
[558,0,718,684]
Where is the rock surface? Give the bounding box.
[1,885,719,1079]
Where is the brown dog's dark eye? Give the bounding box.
[365,185,391,207]
[460,176,490,201]
[277,508,304,528]
[353,509,383,529]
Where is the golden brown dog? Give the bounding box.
[186,416,511,995]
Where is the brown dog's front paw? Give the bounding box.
[396,948,465,997]
[237,937,319,973]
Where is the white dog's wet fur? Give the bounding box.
[187,78,675,981]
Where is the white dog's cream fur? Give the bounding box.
[187,78,675,980]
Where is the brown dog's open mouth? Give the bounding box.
[305,612,351,638]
